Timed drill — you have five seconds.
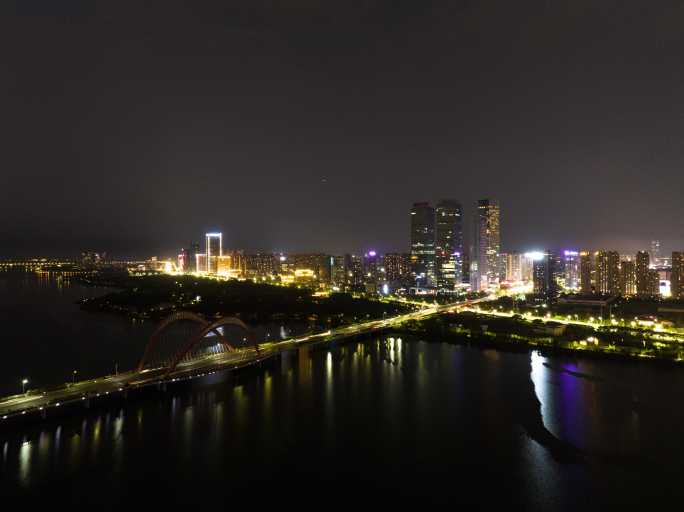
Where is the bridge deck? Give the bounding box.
[0,305,450,422]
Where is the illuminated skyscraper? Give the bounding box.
[579,251,593,294]
[187,242,200,272]
[349,255,365,290]
[434,199,463,289]
[672,252,684,300]
[636,251,652,297]
[647,269,660,297]
[331,255,349,290]
[461,251,471,285]
[292,254,332,285]
[595,251,620,295]
[384,253,411,286]
[205,232,222,274]
[410,202,435,287]
[475,199,500,290]
[505,252,523,282]
[620,259,636,296]
[245,253,278,279]
[195,253,207,273]
[650,240,661,267]
[521,253,535,282]
[363,250,381,287]
[563,250,580,290]
[533,250,558,299]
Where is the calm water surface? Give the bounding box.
[0,273,302,395]
[1,273,684,508]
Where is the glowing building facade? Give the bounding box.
[595,250,620,295]
[532,250,558,298]
[671,252,684,300]
[205,232,222,274]
[410,202,435,288]
[504,252,523,282]
[620,259,636,296]
[636,251,652,297]
[563,250,580,290]
[579,251,593,294]
[434,200,463,289]
[475,199,500,291]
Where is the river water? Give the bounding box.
[1,272,684,508]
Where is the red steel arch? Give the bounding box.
[165,317,257,376]
[137,311,209,372]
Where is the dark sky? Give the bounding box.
[2,1,684,258]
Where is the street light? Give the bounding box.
[72,370,78,384]
[21,378,28,394]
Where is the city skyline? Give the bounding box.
[3,197,683,261]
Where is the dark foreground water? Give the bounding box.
[2,273,684,508]
[0,272,303,395]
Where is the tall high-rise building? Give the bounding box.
[579,251,593,294]
[620,259,636,296]
[650,240,661,267]
[647,269,660,297]
[363,251,381,287]
[461,250,471,285]
[505,252,523,282]
[410,202,435,287]
[636,251,652,297]
[177,248,189,272]
[245,253,278,279]
[595,251,620,295]
[521,253,535,282]
[292,253,331,285]
[475,199,500,291]
[533,251,558,299]
[349,255,365,290]
[195,253,207,273]
[205,232,222,274]
[185,242,200,272]
[331,255,349,290]
[563,250,580,290]
[384,253,411,287]
[434,200,463,289]
[672,252,684,300]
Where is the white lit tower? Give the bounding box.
[205,232,222,274]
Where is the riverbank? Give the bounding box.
[395,312,684,365]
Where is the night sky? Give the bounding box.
[2,1,684,258]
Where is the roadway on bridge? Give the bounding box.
[0,299,477,420]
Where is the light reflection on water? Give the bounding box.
[2,337,684,507]
[530,351,550,429]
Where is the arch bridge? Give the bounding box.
[137,311,259,377]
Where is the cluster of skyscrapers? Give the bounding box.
[529,246,684,301]
[158,216,682,303]
[410,199,500,292]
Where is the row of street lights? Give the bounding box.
[19,369,78,395]
[18,362,122,396]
